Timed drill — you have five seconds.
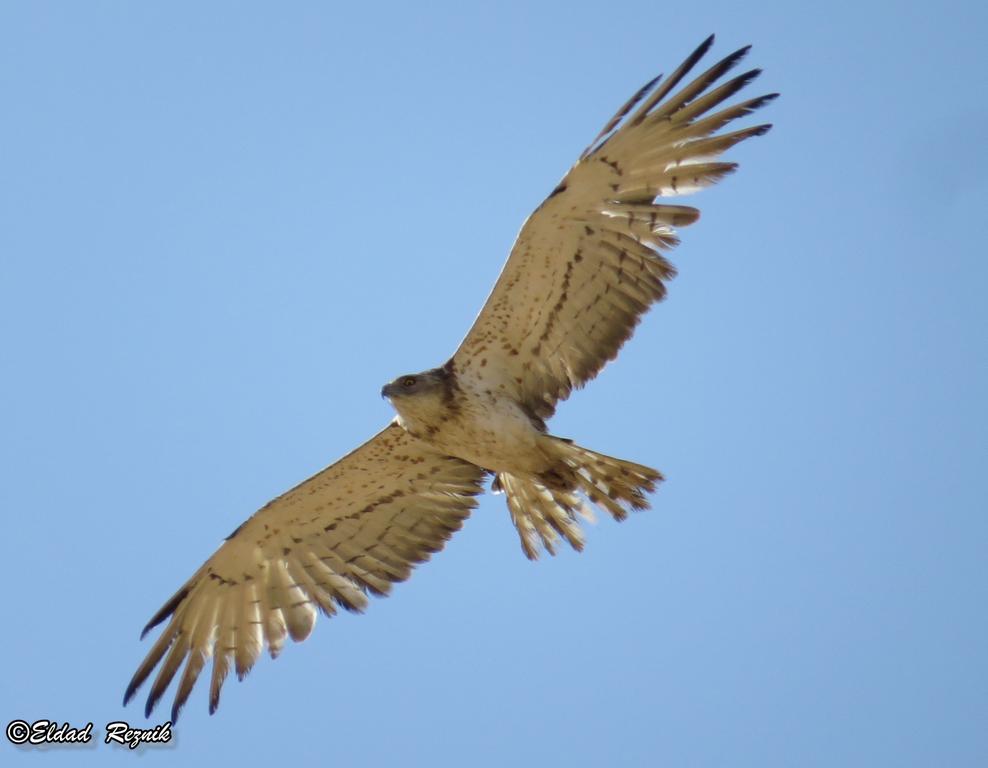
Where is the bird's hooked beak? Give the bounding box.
[381,382,395,400]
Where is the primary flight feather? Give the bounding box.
[125,34,776,721]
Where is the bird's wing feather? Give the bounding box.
[451,36,776,419]
[124,422,487,721]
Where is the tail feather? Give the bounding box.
[498,474,591,559]
[497,440,662,559]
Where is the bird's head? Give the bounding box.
[381,367,453,431]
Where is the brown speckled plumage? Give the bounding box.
[126,35,774,722]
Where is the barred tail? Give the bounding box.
[495,439,662,559]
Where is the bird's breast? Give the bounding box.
[421,390,550,476]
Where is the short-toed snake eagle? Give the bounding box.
[125,34,775,721]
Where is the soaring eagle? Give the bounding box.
[125,35,775,721]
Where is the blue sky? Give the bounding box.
[2,1,986,765]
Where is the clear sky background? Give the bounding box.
[2,1,986,766]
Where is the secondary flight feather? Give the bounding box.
[125,34,776,721]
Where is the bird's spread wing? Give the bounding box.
[451,36,776,420]
[124,422,487,721]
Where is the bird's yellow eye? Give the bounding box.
[402,377,416,387]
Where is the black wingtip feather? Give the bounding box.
[640,73,663,94]
[751,92,780,110]
[717,45,753,78]
[668,34,720,96]
[581,72,664,159]
[695,34,717,60]
[140,585,191,639]
[584,35,724,161]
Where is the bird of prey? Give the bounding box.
[125,34,775,721]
